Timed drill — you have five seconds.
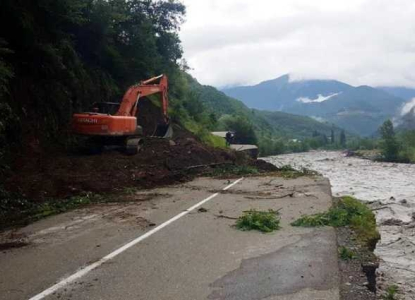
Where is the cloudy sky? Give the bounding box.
[179,0,415,88]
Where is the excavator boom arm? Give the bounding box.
[116,75,169,122]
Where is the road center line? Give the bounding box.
[29,177,244,300]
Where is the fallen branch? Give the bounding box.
[184,162,232,170]
[276,192,295,198]
[243,208,282,214]
[245,192,294,200]
[215,214,239,220]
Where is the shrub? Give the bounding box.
[339,246,355,260]
[383,285,399,300]
[292,196,380,250]
[236,209,280,233]
[209,165,260,177]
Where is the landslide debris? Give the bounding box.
[1,125,276,228]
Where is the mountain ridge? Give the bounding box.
[223,74,407,136]
[184,74,347,153]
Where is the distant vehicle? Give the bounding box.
[225,131,235,145]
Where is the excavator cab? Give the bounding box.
[89,102,121,115]
[72,75,172,154]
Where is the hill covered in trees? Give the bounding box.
[0,0,349,175]
[0,0,188,168]
[223,74,407,136]
[184,74,347,155]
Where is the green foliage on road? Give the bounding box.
[338,246,355,261]
[208,164,260,177]
[236,209,281,233]
[0,188,100,229]
[292,196,380,250]
[276,165,318,179]
[382,285,399,300]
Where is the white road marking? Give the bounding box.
[28,177,244,300]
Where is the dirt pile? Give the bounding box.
[3,125,272,201]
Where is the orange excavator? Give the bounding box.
[72,75,172,154]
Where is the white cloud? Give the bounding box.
[180,0,415,88]
[401,98,415,115]
[311,116,327,123]
[297,93,341,103]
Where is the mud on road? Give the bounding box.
[4,126,240,200]
[1,126,274,229]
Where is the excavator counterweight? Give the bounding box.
[72,75,172,154]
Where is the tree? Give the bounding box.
[322,134,328,145]
[379,120,399,161]
[331,129,335,144]
[340,130,346,147]
[0,0,186,146]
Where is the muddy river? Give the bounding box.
[264,151,415,299]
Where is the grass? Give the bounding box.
[208,164,260,177]
[207,163,317,179]
[123,187,138,195]
[236,209,281,233]
[338,246,355,260]
[276,165,318,179]
[292,196,380,250]
[0,189,102,229]
[383,285,399,300]
[182,119,227,149]
[201,133,227,148]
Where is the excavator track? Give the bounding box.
[125,137,144,155]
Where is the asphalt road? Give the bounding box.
[0,176,340,300]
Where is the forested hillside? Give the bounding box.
[223,74,407,136]
[0,0,348,175]
[0,0,357,227]
[185,75,346,155]
[0,0,189,168]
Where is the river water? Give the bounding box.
[264,151,415,298]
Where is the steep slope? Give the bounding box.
[223,75,406,136]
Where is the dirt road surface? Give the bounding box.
[0,176,339,300]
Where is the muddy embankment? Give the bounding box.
[265,151,415,299]
[1,125,275,229]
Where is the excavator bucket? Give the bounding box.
[152,122,173,138]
